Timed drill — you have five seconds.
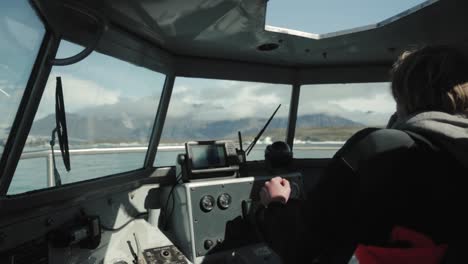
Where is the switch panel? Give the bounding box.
[143,245,188,264]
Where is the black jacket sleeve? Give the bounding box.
[257,128,428,263]
[258,156,361,264]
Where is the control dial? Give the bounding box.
[200,195,215,212]
[218,193,232,210]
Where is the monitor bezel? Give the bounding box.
[185,141,229,170]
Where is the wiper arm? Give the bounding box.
[49,77,71,186]
[245,104,281,156]
[50,128,62,186]
[55,77,71,171]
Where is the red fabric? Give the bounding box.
[355,226,448,264]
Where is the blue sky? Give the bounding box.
[266,0,428,34]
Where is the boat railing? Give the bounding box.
[19,146,180,187]
[19,144,341,188]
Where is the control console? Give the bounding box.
[161,172,304,263]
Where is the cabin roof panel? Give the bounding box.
[48,0,468,70]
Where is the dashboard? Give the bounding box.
[160,173,303,263]
[151,140,304,263]
[0,140,304,264]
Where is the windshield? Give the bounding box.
[294,82,395,158]
[10,41,166,195]
[0,1,45,157]
[155,77,292,166]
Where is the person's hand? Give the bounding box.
[259,177,291,207]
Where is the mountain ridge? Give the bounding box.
[29,112,364,143]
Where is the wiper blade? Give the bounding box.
[49,77,71,186]
[55,77,71,171]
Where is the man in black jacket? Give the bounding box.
[258,45,468,263]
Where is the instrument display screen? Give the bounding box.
[190,144,227,169]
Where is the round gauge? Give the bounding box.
[218,193,232,210]
[200,195,215,212]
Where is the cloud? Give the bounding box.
[298,82,395,125]
[28,74,395,127]
[36,73,121,118]
[167,79,290,120]
[4,16,43,52]
[301,82,392,102]
[330,93,396,114]
[164,79,395,125]
[81,96,160,119]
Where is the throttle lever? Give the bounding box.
[241,199,251,221]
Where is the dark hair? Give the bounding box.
[391,45,468,115]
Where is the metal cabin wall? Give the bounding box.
[174,56,392,85]
[51,1,393,85]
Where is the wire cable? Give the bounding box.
[100,212,148,232]
[162,172,183,230]
[101,172,182,232]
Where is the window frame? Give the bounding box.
[0,1,55,195]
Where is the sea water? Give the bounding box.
[8,144,340,195]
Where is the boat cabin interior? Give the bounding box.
[0,0,467,263]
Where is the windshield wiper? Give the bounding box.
[49,77,71,186]
[245,104,281,156]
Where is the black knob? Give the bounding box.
[160,249,171,259]
[204,239,214,250]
